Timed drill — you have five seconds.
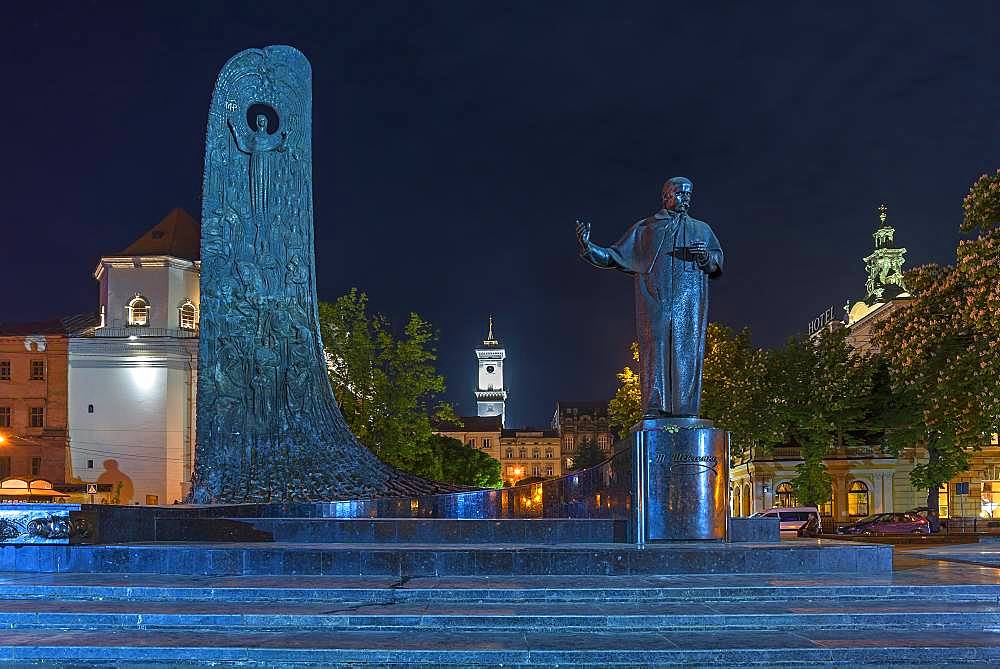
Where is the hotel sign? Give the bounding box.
[808,305,836,336]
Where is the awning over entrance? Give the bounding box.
[0,479,70,501]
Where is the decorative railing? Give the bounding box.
[91,326,198,339]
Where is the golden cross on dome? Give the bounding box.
[878,203,888,224]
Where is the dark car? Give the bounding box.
[836,512,931,536]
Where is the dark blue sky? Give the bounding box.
[4,2,998,427]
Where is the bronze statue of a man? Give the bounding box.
[577,177,723,418]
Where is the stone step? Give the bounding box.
[2,572,999,604]
[0,627,997,665]
[150,517,625,544]
[0,540,888,577]
[0,597,996,632]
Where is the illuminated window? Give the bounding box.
[0,407,9,427]
[482,438,491,449]
[505,448,513,459]
[938,483,949,519]
[145,495,159,505]
[545,448,553,459]
[178,301,197,330]
[532,466,540,477]
[546,466,553,477]
[847,481,870,517]
[982,480,1000,519]
[733,485,742,517]
[0,360,9,380]
[820,489,834,516]
[742,483,751,516]
[775,482,797,507]
[127,295,150,326]
[30,360,45,380]
[598,433,610,450]
[564,435,575,452]
[29,407,44,428]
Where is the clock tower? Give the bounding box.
[474,316,507,426]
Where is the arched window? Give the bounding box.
[742,483,751,516]
[519,448,527,459]
[598,433,610,450]
[848,481,870,517]
[178,301,197,330]
[775,482,797,507]
[545,448,553,459]
[505,448,513,459]
[732,485,742,517]
[532,448,540,459]
[127,295,150,326]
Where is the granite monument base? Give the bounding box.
[632,417,729,542]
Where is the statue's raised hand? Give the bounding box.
[576,219,592,251]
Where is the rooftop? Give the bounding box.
[117,208,200,261]
[0,312,100,337]
[432,415,503,433]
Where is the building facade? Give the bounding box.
[551,401,615,470]
[432,415,503,464]
[68,208,200,505]
[499,428,561,486]
[0,316,96,490]
[732,205,1000,524]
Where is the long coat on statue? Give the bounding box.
[585,209,723,417]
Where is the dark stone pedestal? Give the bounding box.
[632,418,729,542]
[728,516,780,543]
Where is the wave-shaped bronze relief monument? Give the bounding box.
[190,46,449,503]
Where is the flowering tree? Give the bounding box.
[873,169,1000,523]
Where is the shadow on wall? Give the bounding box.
[97,459,134,504]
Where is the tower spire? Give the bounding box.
[488,314,494,342]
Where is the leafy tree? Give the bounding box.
[608,342,642,438]
[702,324,781,460]
[573,438,607,470]
[873,169,1000,525]
[768,329,876,508]
[434,435,502,488]
[318,289,466,483]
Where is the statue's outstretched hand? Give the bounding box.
[576,219,592,250]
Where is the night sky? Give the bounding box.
[4,2,998,427]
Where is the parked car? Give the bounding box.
[752,507,820,534]
[836,512,931,536]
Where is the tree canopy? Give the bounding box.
[872,168,1000,512]
[318,289,501,487]
[572,437,608,470]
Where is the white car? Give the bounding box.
[753,507,821,534]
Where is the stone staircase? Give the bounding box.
[0,562,998,666]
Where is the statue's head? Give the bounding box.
[255,114,268,131]
[662,177,693,213]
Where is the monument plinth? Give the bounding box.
[632,418,728,542]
